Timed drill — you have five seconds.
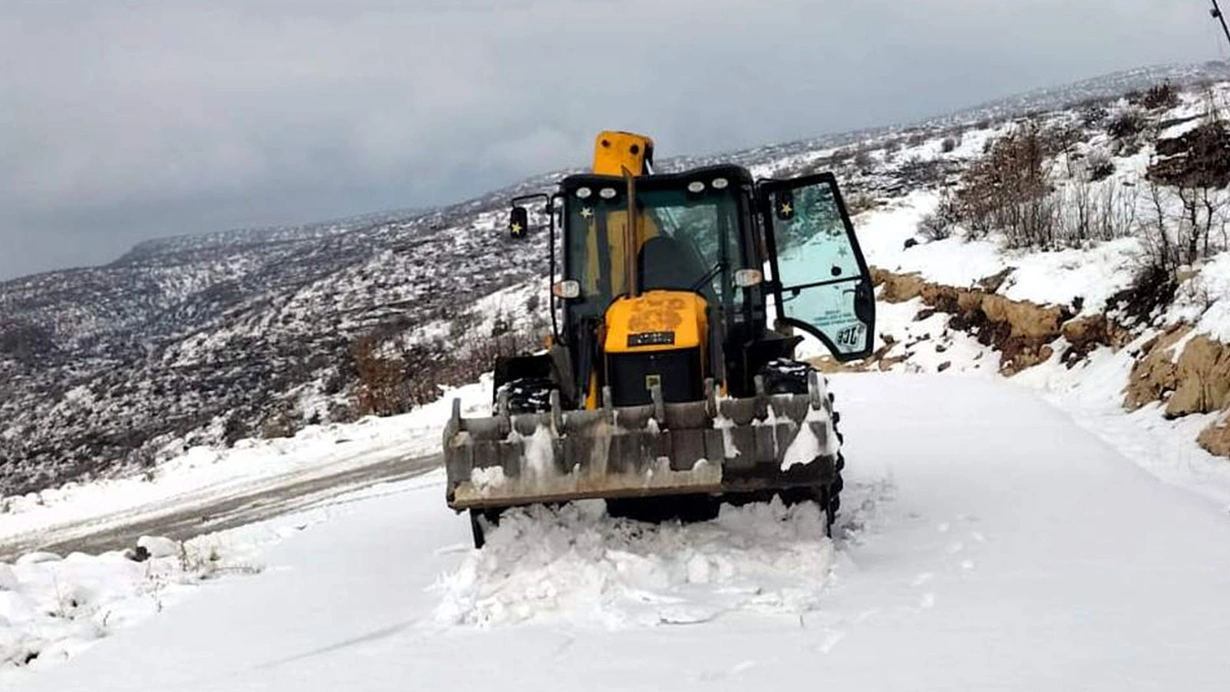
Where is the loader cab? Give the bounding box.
[502,163,874,411]
[558,165,759,334]
[551,165,874,405]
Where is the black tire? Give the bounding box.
[757,358,812,394]
[779,486,834,538]
[497,377,555,414]
[822,488,836,538]
[469,508,503,549]
[828,418,846,536]
[758,359,846,536]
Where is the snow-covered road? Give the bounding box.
[14,374,1230,691]
[0,451,438,562]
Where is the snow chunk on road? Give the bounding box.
[433,499,833,629]
[0,540,263,684]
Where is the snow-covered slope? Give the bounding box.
[9,375,1230,691]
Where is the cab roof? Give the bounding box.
[559,164,755,193]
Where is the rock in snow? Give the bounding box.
[136,536,180,559]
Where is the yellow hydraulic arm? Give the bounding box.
[592,131,654,175]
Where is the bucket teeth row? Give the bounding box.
[443,376,837,510]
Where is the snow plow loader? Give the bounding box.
[444,131,876,547]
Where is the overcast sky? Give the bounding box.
[0,0,1222,279]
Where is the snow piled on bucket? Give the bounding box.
[432,499,833,629]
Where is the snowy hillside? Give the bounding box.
[4,61,1230,497]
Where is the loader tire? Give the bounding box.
[469,508,503,549]
[498,377,555,414]
[827,422,847,535]
[757,359,812,395]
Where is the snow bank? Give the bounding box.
[0,539,261,683]
[1168,250,1230,342]
[433,499,833,629]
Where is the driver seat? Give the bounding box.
[637,236,707,293]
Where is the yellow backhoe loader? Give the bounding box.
[444,131,876,547]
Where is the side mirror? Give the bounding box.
[774,189,795,221]
[509,206,529,239]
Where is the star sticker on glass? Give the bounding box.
[510,222,523,235]
[780,202,793,216]
[580,207,594,219]
[838,246,849,257]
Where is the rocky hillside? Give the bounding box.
[801,75,1230,464]
[3,61,1230,496]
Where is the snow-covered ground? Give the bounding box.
[8,375,1230,691]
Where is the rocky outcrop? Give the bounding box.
[1060,315,1130,366]
[1118,325,1230,458]
[865,268,1230,462]
[1167,336,1230,417]
[1149,121,1230,189]
[1124,326,1230,418]
[1123,326,1191,411]
[872,268,1077,375]
[1198,413,1230,457]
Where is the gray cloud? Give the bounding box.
[0,0,1217,278]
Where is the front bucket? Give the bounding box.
[443,376,838,511]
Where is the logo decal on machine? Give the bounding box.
[627,331,675,348]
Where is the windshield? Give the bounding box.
[564,183,745,317]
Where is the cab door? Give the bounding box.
[758,173,875,362]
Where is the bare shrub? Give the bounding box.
[1136,117,1230,278]
[852,147,874,172]
[896,156,948,189]
[918,196,961,241]
[1087,151,1115,182]
[1062,177,1095,245]
[1133,178,1229,285]
[1092,179,1136,242]
[1079,101,1110,128]
[349,301,551,418]
[1140,82,1179,111]
[1109,263,1178,327]
[846,192,879,215]
[1107,107,1145,141]
[954,123,1057,247]
[351,335,411,417]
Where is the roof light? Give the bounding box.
[576,187,592,199]
[599,187,617,199]
[712,177,729,189]
[687,181,706,193]
[553,280,581,299]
